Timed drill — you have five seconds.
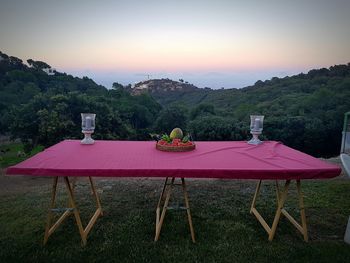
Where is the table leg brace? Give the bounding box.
[43,176,103,246]
[155,177,195,242]
[250,179,308,241]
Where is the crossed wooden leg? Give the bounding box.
[155,177,195,242]
[250,179,308,241]
[43,176,103,246]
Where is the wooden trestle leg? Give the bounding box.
[155,177,195,242]
[43,176,103,246]
[250,179,308,242]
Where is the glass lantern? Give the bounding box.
[341,112,350,154]
[341,113,350,244]
[248,115,264,145]
[81,113,96,144]
[340,112,350,178]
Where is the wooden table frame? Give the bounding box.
[155,177,196,242]
[250,179,308,241]
[43,176,103,246]
[42,176,308,245]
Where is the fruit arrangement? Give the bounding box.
[154,128,195,152]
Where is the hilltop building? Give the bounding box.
[42,68,56,75]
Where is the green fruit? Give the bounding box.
[169,128,183,140]
[161,134,172,143]
[182,135,190,143]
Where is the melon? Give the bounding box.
[169,128,183,139]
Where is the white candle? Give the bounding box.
[85,116,92,130]
[254,118,260,130]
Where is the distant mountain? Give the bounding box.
[129,64,350,116]
[128,79,201,105]
[125,64,350,157]
[132,79,198,94]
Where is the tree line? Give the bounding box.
[1,51,349,158]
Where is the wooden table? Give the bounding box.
[6,140,341,245]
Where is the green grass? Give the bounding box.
[0,178,350,262]
[0,143,44,168]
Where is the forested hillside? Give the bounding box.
[1,50,349,157]
[130,65,350,157]
[0,51,162,152]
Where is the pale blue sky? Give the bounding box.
[1,0,349,88]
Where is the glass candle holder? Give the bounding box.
[341,112,350,154]
[248,115,264,145]
[81,113,96,144]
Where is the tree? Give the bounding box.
[154,105,187,134]
[9,56,23,66]
[129,104,153,129]
[9,93,132,151]
[254,80,264,87]
[27,59,51,69]
[0,51,9,60]
[112,82,124,90]
[190,103,215,120]
[188,116,245,141]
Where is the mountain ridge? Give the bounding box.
[125,63,350,110]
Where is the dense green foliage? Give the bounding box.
[0,50,349,157]
[145,66,350,157]
[0,51,161,152]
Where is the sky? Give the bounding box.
[1,0,350,89]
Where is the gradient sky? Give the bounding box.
[1,0,350,88]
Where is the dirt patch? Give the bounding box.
[0,170,52,196]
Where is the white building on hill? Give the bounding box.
[42,68,56,75]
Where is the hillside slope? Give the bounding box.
[129,64,350,157]
[0,51,162,147]
[133,65,350,119]
[1,50,349,158]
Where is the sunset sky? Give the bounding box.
[1,0,349,88]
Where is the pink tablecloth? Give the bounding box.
[6,140,341,180]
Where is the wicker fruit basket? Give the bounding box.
[156,142,196,152]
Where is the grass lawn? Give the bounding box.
[0,177,350,263]
[0,143,44,168]
[0,143,350,262]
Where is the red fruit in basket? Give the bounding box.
[173,138,181,143]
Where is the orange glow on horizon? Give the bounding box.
[49,31,347,73]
